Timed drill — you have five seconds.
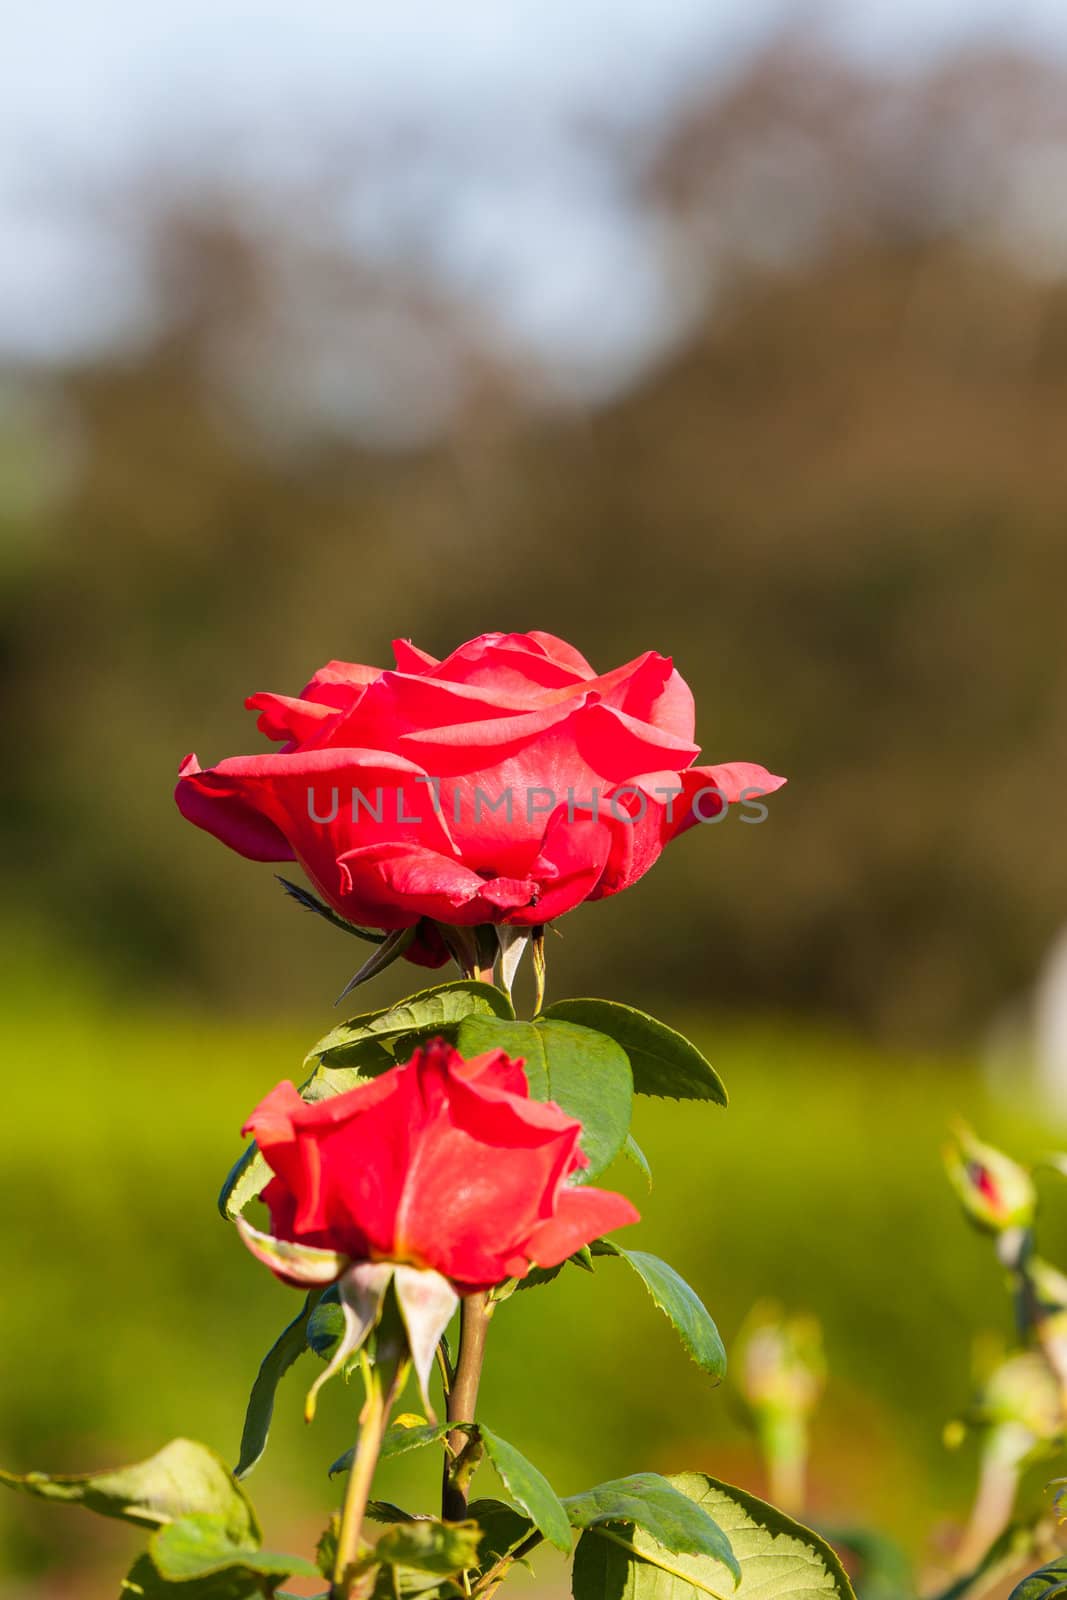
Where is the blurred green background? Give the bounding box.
[5,4,1067,1594]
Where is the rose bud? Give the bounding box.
[736,1301,825,1512]
[175,633,785,966]
[235,1038,638,1414]
[942,1124,1037,1234]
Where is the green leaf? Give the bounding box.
[542,1001,726,1106]
[564,1475,735,1571]
[329,1421,477,1479]
[150,1513,321,1583]
[1010,1556,1067,1600]
[374,1519,484,1576]
[592,1244,725,1382]
[234,1293,319,1481]
[301,1040,398,1099]
[571,1473,854,1600]
[368,1502,418,1524]
[478,1425,571,1554]
[381,1421,453,1460]
[1,1438,258,1543]
[467,1499,535,1566]
[308,981,516,1070]
[217,1144,272,1222]
[622,1135,653,1189]
[453,1016,633,1180]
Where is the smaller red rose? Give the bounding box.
[242,1037,639,1295]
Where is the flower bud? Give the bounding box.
[739,1303,825,1419]
[978,1351,1062,1443]
[942,1125,1036,1233]
[736,1302,825,1513]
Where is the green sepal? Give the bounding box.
[592,1242,725,1381]
[453,1015,633,1179]
[541,999,726,1106]
[510,1246,595,1296]
[276,876,385,944]
[307,1289,345,1361]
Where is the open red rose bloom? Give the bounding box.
[244,1038,639,1294]
[175,631,784,951]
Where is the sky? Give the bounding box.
[3,0,1067,388]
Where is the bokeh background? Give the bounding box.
[4,1,1067,1594]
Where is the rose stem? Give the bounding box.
[332,1353,401,1599]
[442,1290,492,1520]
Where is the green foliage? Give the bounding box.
[2,1438,316,1599]
[373,1519,484,1575]
[126,1513,319,1597]
[0,1438,259,1543]
[572,1473,854,1600]
[1010,1556,1067,1600]
[623,1135,653,1188]
[234,1293,320,1481]
[453,1015,633,1179]
[380,1422,457,1462]
[466,1499,536,1565]
[329,1422,477,1479]
[591,1243,726,1381]
[543,1002,727,1107]
[479,1425,573,1553]
[307,980,515,1070]
[565,1475,736,1568]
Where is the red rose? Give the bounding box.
[176,631,784,944]
[240,1038,638,1294]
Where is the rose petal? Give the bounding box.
[245,692,340,747]
[175,753,296,863]
[523,1187,640,1270]
[392,639,440,673]
[665,762,788,841]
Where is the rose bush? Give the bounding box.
[175,631,784,954]
[241,1036,639,1294]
